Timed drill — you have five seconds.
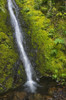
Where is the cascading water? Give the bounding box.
[7,0,37,93]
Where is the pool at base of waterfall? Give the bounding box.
[0,77,66,100]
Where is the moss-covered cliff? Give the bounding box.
[0,0,66,94]
[0,0,24,93]
[15,0,66,84]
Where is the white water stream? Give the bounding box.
[7,0,37,93]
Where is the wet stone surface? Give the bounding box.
[0,86,66,100]
[0,77,66,100]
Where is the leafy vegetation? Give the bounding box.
[0,0,66,94]
[15,0,66,84]
[0,0,24,93]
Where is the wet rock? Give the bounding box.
[53,87,66,100]
[0,84,66,100]
[13,92,27,100]
[45,96,53,100]
[28,94,43,100]
[48,87,56,96]
[0,84,2,87]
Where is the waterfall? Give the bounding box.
[7,0,37,93]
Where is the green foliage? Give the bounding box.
[64,12,66,16]
[24,7,30,12]
[56,12,63,17]
[51,49,57,56]
[15,0,66,84]
[42,0,48,4]
[52,74,58,79]
[34,0,42,10]
[0,0,23,93]
[40,6,48,13]
[48,28,54,38]
[54,38,64,44]
[5,77,13,89]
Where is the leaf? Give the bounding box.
[54,38,64,44]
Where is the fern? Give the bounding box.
[54,38,64,44]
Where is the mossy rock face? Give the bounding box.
[15,0,66,84]
[0,0,25,94]
[0,0,66,94]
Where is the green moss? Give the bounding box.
[15,0,66,84]
[40,6,48,13]
[56,12,63,17]
[0,0,24,93]
[5,77,13,89]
